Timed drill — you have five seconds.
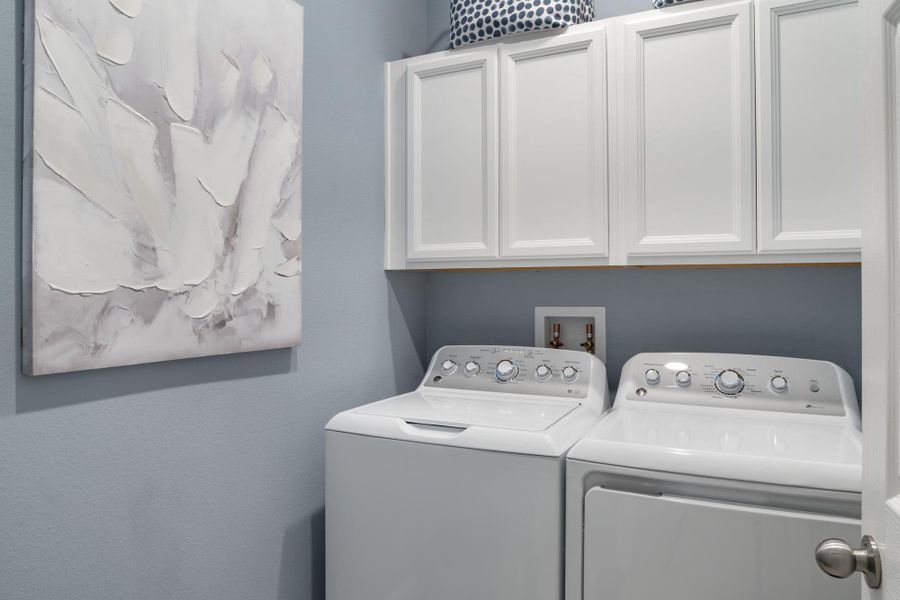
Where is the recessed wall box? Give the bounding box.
[534,307,607,364]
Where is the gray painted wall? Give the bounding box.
[426,267,862,395]
[0,2,429,600]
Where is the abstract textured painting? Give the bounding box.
[23,0,304,375]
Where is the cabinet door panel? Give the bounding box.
[500,29,609,258]
[757,0,861,253]
[622,1,755,257]
[406,52,499,261]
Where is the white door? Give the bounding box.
[620,0,755,257]
[756,0,862,254]
[829,0,900,597]
[406,51,499,261]
[499,28,609,258]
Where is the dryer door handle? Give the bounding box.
[815,535,882,589]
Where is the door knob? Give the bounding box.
[815,535,882,589]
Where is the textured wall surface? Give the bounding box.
[0,1,864,599]
[426,267,862,396]
[0,2,429,599]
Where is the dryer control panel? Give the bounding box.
[424,345,605,400]
[619,353,858,419]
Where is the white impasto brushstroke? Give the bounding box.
[34,87,138,225]
[109,0,143,18]
[33,179,155,295]
[274,257,301,278]
[163,124,220,290]
[96,23,134,65]
[106,98,171,255]
[251,53,274,94]
[215,52,241,105]
[163,0,199,121]
[274,212,301,242]
[231,107,300,296]
[276,157,302,240]
[183,284,219,319]
[197,109,260,207]
[27,0,304,375]
[36,13,111,136]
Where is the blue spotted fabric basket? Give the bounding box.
[451,0,595,49]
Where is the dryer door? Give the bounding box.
[582,487,860,600]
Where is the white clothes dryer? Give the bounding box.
[565,353,862,600]
[327,345,610,600]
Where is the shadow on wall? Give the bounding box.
[278,508,326,600]
[387,271,428,389]
[14,348,296,415]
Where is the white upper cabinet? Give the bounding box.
[384,0,862,269]
[756,0,861,253]
[620,1,756,257]
[406,51,499,261]
[499,28,610,258]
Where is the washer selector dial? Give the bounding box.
[535,364,553,382]
[645,369,661,385]
[441,360,458,376]
[562,366,579,383]
[676,371,692,387]
[770,376,788,393]
[495,360,519,382]
[464,361,481,377]
[715,369,745,395]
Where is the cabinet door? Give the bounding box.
[621,1,755,257]
[406,51,499,261]
[757,0,861,253]
[500,28,609,258]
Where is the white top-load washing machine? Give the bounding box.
[565,353,862,600]
[326,345,609,600]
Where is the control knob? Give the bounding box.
[771,376,788,393]
[441,360,458,376]
[464,361,481,377]
[535,365,553,382]
[715,370,745,395]
[676,371,692,387]
[496,360,519,382]
[562,366,579,383]
[645,369,661,385]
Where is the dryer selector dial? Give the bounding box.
[715,370,745,395]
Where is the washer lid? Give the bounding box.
[326,390,596,457]
[355,390,580,431]
[567,405,862,492]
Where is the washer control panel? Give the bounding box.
[622,353,857,417]
[424,346,597,399]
